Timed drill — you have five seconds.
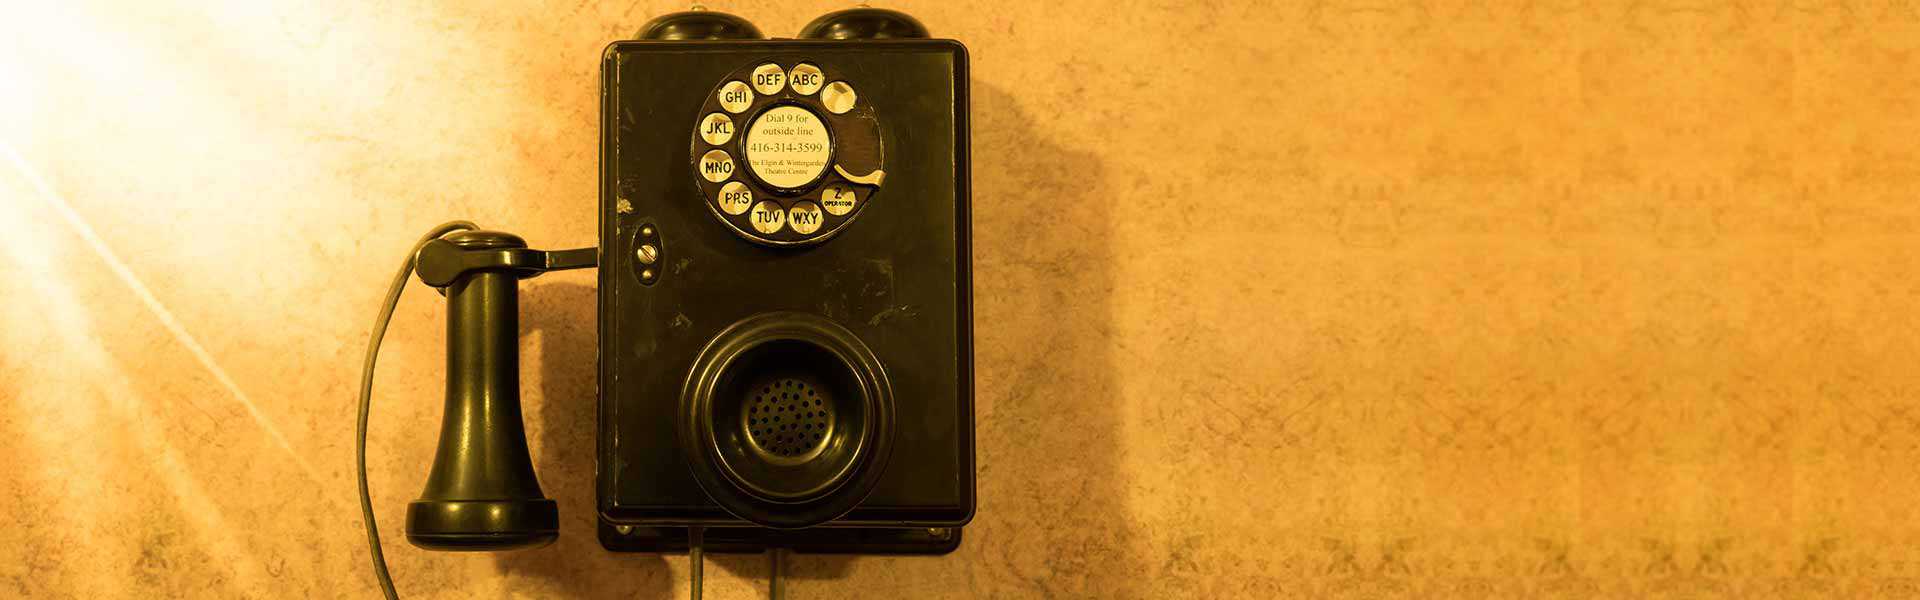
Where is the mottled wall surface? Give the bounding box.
[1,1,1917,598]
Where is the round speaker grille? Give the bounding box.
[743,376,835,459]
[680,311,894,528]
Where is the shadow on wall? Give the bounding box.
[954,81,1146,599]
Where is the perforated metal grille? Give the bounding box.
[745,377,833,458]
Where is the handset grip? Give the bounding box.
[405,230,593,551]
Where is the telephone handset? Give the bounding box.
[355,7,972,598]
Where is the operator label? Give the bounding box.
[820,185,857,216]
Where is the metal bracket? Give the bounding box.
[415,238,598,288]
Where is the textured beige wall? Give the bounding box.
[2,1,1918,598]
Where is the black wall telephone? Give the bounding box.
[354,7,971,597]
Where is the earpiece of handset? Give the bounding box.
[406,231,558,551]
[798,7,929,39]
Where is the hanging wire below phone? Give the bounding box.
[357,221,479,600]
[689,526,705,600]
[769,547,784,600]
[689,528,786,600]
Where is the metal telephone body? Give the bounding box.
[594,38,973,553]
[399,8,972,559]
